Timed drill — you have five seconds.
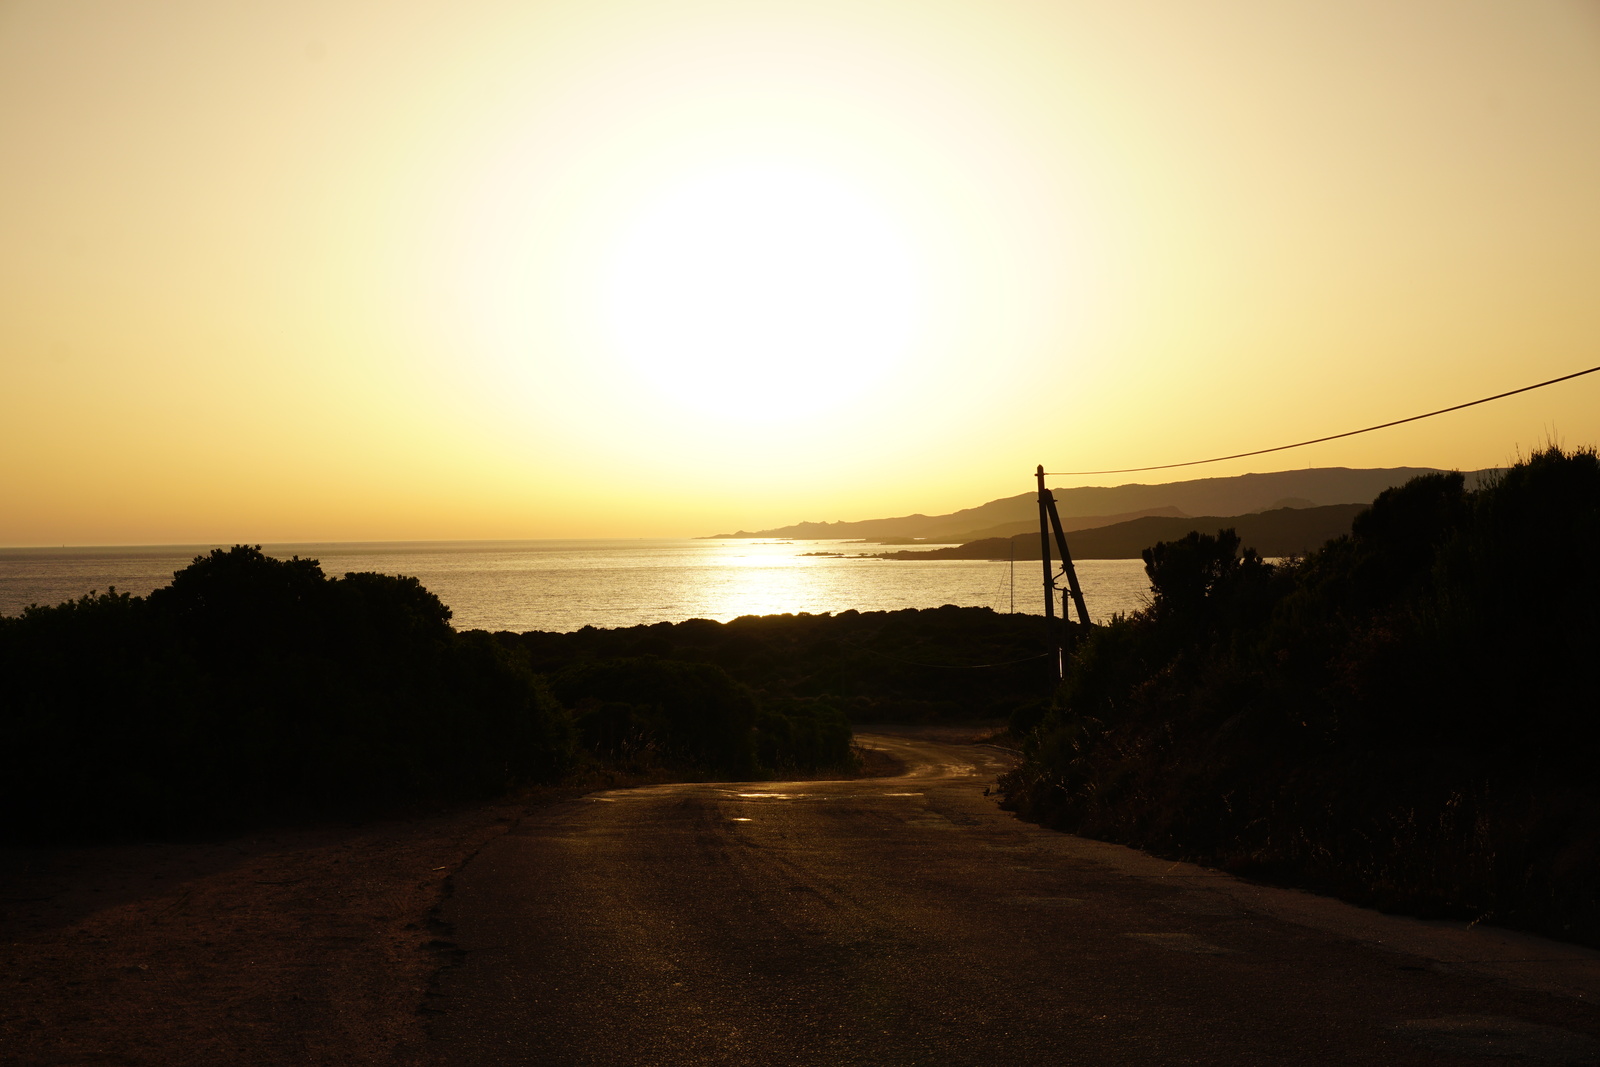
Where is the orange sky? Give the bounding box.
[4,1,1599,545]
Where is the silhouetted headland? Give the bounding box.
[876,502,1366,560]
[705,465,1496,542]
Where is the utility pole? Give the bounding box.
[1036,465,1093,682]
[1037,466,1055,625]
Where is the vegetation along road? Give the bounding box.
[431,732,1600,1066]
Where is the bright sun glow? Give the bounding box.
[601,162,921,421]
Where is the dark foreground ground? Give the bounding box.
[432,732,1600,1067]
[0,749,896,1065]
[8,729,1600,1065]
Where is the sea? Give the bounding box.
[0,539,1153,633]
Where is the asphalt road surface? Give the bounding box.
[431,731,1600,1066]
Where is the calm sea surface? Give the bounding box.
[0,539,1152,633]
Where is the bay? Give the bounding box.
[0,539,1152,632]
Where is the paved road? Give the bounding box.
[431,732,1600,1065]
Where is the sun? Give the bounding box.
[599,162,922,422]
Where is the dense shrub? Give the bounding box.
[753,696,854,774]
[505,604,1059,725]
[499,606,1059,775]
[550,657,761,777]
[1002,447,1600,944]
[0,546,572,841]
[546,657,858,777]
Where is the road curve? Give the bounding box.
[430,731,1600,1066]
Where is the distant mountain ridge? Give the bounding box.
[876,504,1369,561]
[707,466,1497,542]
[930,505,1186,544]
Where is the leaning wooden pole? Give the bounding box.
[1044,494,1092,627]
[1036,465,1061,682]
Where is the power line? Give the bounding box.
[1046,363,1600,477]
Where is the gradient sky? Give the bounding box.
[5,1,1599,545]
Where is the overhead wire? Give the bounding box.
[1045,363,1600,477]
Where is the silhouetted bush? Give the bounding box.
[0,546,572,842]
[550,657,760,777]
[1002,447,1600,945]
[754,695,854,774]
[504,604,1059,726]
[544,655,859,777]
